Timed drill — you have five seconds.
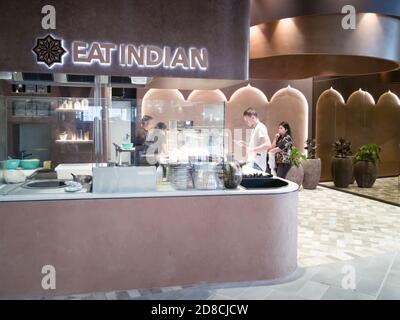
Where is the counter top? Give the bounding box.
[0,178,298,202]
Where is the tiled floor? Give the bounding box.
[22,186,400,300]
[50,252,400,300]
[298,186,400,267]
[320,177,400,206]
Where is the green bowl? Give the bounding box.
[2,159,20,170]
[122,143,133,150]
[20,159,40,170]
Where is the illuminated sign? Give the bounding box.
[33,35,209,71]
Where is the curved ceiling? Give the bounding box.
[250,0,400,26]
[250,13,400,79]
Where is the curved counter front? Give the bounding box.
[0,181,299,298]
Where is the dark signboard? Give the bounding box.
[0,0,250,80]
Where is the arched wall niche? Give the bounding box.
[141,86,309,162]
[316,88,400,180]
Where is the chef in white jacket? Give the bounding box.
[239,108,272,172]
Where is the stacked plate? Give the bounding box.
[169,164,192,190]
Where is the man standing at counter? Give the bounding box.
[239,108,272,172]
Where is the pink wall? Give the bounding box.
[0,192,298,298]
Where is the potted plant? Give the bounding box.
[331,138,353,188]
[353,144,381,188]
[302,138,321,189]
[285,146,306,187]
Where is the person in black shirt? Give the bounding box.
[269,121,293,179]
[133,115,153,166]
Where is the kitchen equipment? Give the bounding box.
[26,168,57,180]
[71,173,92,184]
[169,163,193,190]
[3,170,27,183]
[65,181,83,192]
[2,159,20,169]
[22,180,68,189]
[43,160,52,169]
[113,143,135,166]
[240,176,288,189]
[92,166,156,193]
[59,131,68,141]
[73,100,81,109]
[20,159,40,169]
[55,163,94,180]
[192,162,222,190]
[122,142,134,150]
[81,99,89,109]
[77,129,84,140]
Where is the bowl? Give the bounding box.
[20,159,40,170]
[122,143,133,150]
[2,159,20,170]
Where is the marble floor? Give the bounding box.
[320,177,400,206]
[17,186,400,300]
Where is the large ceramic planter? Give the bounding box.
[285,164,304,188]
[331,157,353,188]
[302,158,321,190]
[354,161,377,188]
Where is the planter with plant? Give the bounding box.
[331,138,353,188]
[302,138,321,189]
[285,146,306,187]
[353,144,381,188]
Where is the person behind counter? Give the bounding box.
[147,122,168,159]
[147,122,168,179]
[238,108,272,172]
[269,121,293,179]
[133,115,153,166]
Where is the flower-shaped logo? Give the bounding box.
[33,35,66,67]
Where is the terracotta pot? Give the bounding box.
[285,164,304,187]
[331,157,353,188]
[354,161,377,188]
[302,158,321,190]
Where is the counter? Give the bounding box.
[0,180,299,298]
[0,179,298,201]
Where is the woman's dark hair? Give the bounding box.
[279,121,292,137]
[155,122,167,130]
[141,115,153,126]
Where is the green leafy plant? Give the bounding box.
[290,146,306,167]
[333,138,352,158]
[354,144,381,165]
[305,138,318,159]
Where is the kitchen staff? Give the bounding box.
[239,108,271,172]
[133,115,153,165]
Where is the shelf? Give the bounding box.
[55,108,89,112]
[55,140,93,143]
[8,116,55,124]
